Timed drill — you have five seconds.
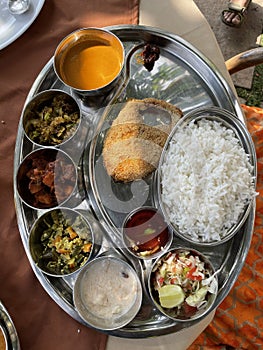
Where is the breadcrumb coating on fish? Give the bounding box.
[102,98,183,182]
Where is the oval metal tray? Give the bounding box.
[13,25,256,338]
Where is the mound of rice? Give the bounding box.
[161,118,256,243]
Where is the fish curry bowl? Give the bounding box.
[148,248,218,322]
[29,208,95,276]
[53,27,125,95]
[156,106,257,246]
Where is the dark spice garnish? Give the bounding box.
[141,44,160,71]
[121,272,129,278]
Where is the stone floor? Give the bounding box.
[193,0,263,89]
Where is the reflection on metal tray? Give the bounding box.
[13,25,255,338]
[0,301,20,349]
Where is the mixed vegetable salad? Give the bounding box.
[150,249,217,319]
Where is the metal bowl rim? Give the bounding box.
[73,255,143,330]
[22,89,82,148]
[28,207,96,277]
[147,246,218,322]
[156,106,257,246]
[121,205,174,260]
[16,146,78,210]
[53,27,125,94]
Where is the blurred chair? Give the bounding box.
[226,46,263,74]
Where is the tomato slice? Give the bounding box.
[186,267,203,281]
[158,277,164,287]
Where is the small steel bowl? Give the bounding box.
[157,106,257,246]
[148,247,218,322]
[29,208,95,277]
[16,147,77,210]
[54,27,125,97]
[122,206,173,260]
[22,89,81,147]
[0,324,7,350]
[73,256,142,330]
[0,301,20,350]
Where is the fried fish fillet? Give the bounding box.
[103,98,183,182]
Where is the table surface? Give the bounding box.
[0,1,238,350]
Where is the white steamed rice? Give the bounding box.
[161,118,256,243]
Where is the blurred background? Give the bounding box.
[194,0,263,107]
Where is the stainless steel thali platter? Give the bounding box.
[13,25,256,338]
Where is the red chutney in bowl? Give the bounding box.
[123,207,172,259]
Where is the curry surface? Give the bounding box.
[61,42,122,90]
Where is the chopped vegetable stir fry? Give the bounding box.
[37,210,93,275]
[151,250,217,319]
[25,94,80,145]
